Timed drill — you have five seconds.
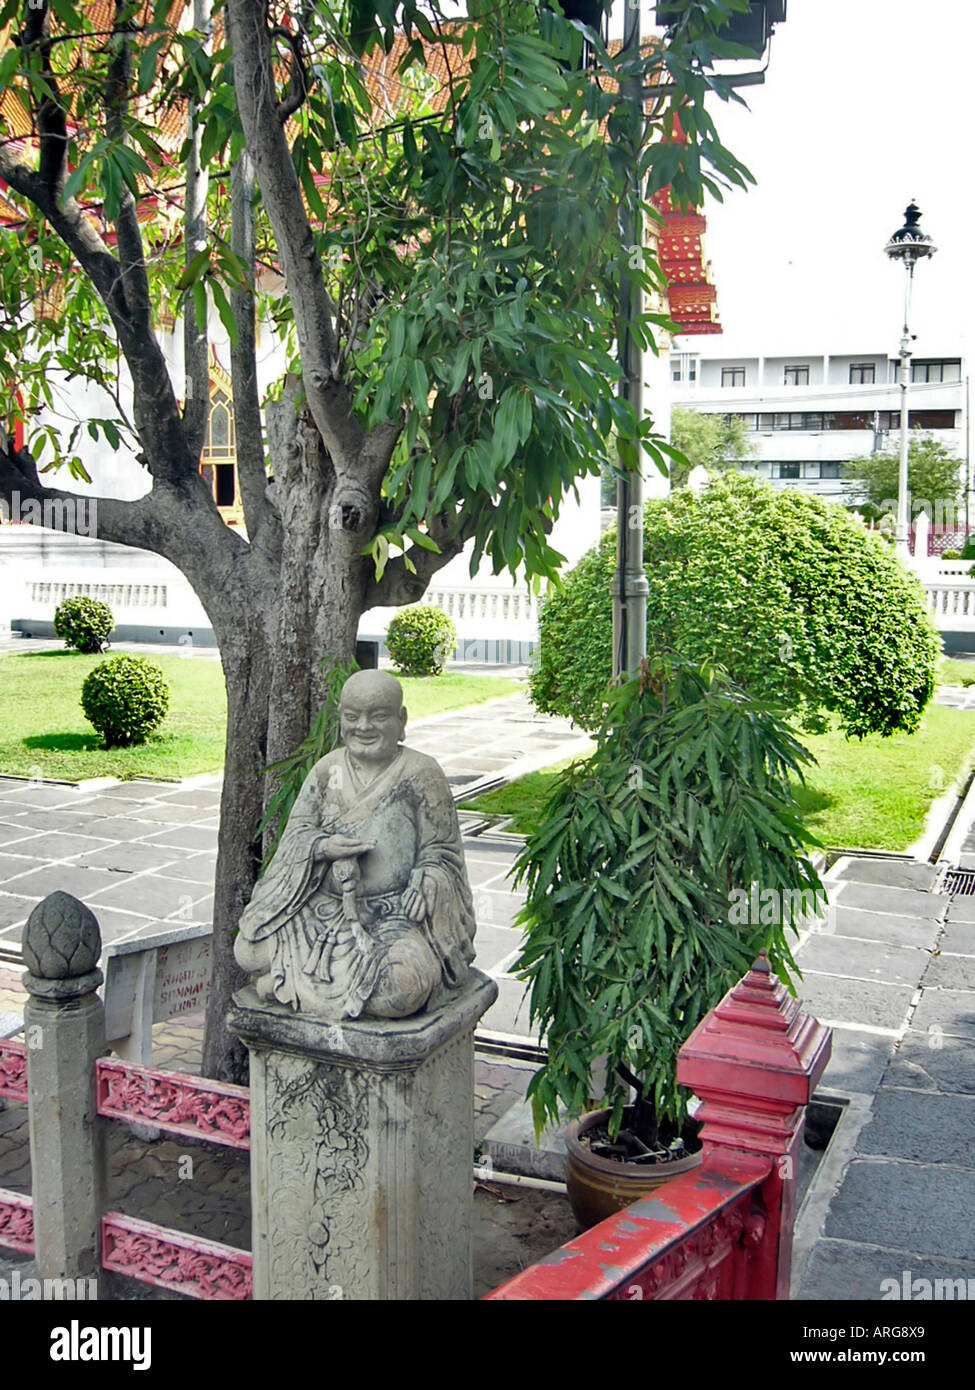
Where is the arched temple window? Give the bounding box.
[199,380,243,524]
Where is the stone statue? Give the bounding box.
[236,669,477,1022]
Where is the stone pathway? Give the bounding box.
[793,854,975,1299]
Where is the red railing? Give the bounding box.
[95,1058,250,1149]
[0,1044,252,1294]
[0,1038,26,1102]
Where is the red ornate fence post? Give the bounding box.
[676,951,832,1300]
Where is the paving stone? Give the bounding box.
[10,809,111,833]
[0,851,54,881]
[944,896,975,924]
[68,796,155,818]
[830,880,947,921]
[1,863,118,899]
[825,905,941,951]
[77,816,171,842]
[472,888,523,929]
[76,842,184,873]
[911,987,975,1040]
[940,922,975,955]
[479,975,534,1039]
[473,924,523,975]
[922,953,975,991]
[89,782,175,800]
[144,826,219,852]
[818,1026,897,1096]
[855,1090,975,1166]
[798,1238,975,1301]
[151,789,222,808]
[0,824,43,849]
[824,1159,975,1262]
[0,784,88,807]
[883,1032,975,1095]
[154,853,216,886]
[793,973,915,1032]
[834,858,940,892]
[131,804,218,825]
[797,935,928,988]
[88,875,210,918]
[9,831,115,861]
[0,894,35,930]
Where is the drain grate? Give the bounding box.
[943,869,975,895]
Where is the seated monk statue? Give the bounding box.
[235,669,477,1022]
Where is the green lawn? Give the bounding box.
[462,705,975,853]
[0,651,517,782]
[938,657,975,687]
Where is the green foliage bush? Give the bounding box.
[961,536,975,561]
[941,549,963,560]
[385,605,456,677]
[80,656,170,748]
[53,596,114,654]
[532,474,940,738]
[515,660,821,1137]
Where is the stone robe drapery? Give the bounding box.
[237,745,477,1020]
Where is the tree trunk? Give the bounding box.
[200,528,366,1079]
[201,593,275,1081]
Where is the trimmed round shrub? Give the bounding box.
[941,549,963,560]
[385,605,456,676]
[53,596,114,654]
[532,473,941,738]
[80,656,170,748]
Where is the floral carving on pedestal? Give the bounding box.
[0,1040,27,1102]
[102,1212,251,1299]
[264,1056,370,1296]
[0,1191,34,1254]
[96,1060,250,1148]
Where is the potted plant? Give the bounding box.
[512,657,823,1228]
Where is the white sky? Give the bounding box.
[654,0,975,360]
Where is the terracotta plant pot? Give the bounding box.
[565,1108,703,1230]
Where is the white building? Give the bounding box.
[670,343,968,517]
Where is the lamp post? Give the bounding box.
[611,0,648,680]
[884,202,937,560]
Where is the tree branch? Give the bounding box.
[230,149,278,550]
[105,0,152,328]
[181,0,213,460]
[227,0,365,469]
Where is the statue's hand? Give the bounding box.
[318,834,377,861]
[403,871,437,923]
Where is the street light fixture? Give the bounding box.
[884,201,937,560]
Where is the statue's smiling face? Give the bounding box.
[340,691,406,764]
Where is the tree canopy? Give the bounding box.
[0,0,758,1077]
[843,434,965,525]
[669,405,754,487]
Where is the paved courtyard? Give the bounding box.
[1,662,974,1298]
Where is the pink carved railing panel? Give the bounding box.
[0,1039,27,1102]
[101,1212,252,1300]
[96,1058,250,1149]
[0,1189,34,1255]
[484,1158,768,1301]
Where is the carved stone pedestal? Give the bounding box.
[228,970,498,1300]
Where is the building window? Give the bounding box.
[849,362,875,384]
[771,462,801,480]
[820,461,841,479]
[784,365,809,387]
[721,368,746,388]
[876,409,958,431]
[912,359,962,383]
[200,384,241,517]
